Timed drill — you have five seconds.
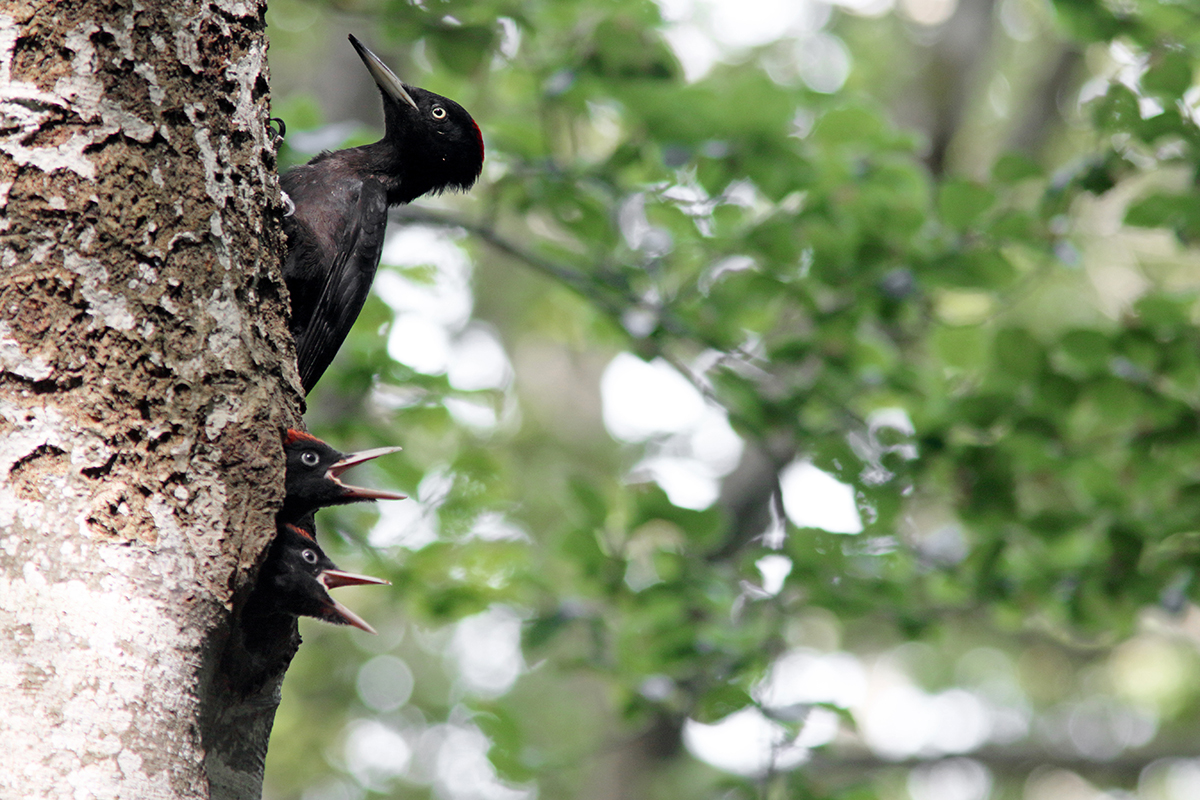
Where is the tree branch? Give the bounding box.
[390,206,629,319]
[807,741,1186,783]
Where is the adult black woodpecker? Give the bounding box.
[280,428,406,527]
[283,34,485,392]
[245,521,390,634]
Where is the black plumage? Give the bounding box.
[283,34,485,392]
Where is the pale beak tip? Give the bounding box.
[330,597,379,635]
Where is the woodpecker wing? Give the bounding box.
[292,177,390,392]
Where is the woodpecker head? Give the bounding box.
[281,429,406,523]
[348,34,485,203]
[258,522,390,633]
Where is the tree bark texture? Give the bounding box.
[0,2,301,798]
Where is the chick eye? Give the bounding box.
[431,106,447,120]
[301,549,318,564]
[300,451,319,467]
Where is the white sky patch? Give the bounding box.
[830,0,895,16]
[445,396,498,431]
[683,707,812,776]
[370,498,439,550]
[756,554,792,595]
[908,758,993,800]
[862,683,941,759]
[1041,696,1157,761]
[657,0,840,81]
[688,403,744,473]
[467,511,529,542]
[899,0,958,25]
[417,468,456,507]
[758,649,868,709]
[377,226,473,328]
[342,719,411,791]
[448,325,513,391]
[601,354,706,442]
[371,469,479,551]
[868,406,916,440]
[375,229,518,428]
[497,16,521,59]
[779,461,863,534]
[635,456,720,510]
[449,606,526,698]
[605,354,745,509]
[375,226,475,376]
[661,24,723,83]
[838,649,1039,765]
[434,723,533,800]
[387,313,451,374]
[860,680,994,759]
[1150,759,1200,800]
[707,0,816,48]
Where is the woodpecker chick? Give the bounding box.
[249,522,390,634]
[280,428,406,525]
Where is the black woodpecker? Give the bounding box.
[282,34,485,392]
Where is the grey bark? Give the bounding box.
[0,2,302,798]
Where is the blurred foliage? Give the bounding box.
[262,0,1200,798]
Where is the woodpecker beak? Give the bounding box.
[327,445,408,501]
[319,570,390,634]
[324,597,379,634]
[322,569,391,590]
[349,34,420,111]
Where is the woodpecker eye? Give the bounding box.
[300,451,319,467]
[301,549,318,564]
[431,106,447,120]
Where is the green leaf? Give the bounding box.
[473,703,537,782]
[811,105,888,147]
[525,610,570,650]
[1091,84,1141,134]
[429,24,498,74]
[993,328,1044,381]
[939,179,995,230]
[691,685,754,723]
[1134,292,1194,330]
[1142,49,1195,100]
[1056,329,1112,376]
[992,153,1043,183]
[1125,193,1186,228]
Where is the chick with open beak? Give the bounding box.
[279,429,406,526]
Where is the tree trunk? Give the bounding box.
[0,2,301,798]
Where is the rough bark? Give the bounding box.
[0,2,302,798]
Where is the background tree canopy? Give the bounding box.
[262,0,1200,798]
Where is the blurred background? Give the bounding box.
[263,0,1200,798]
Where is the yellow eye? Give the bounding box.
[431,106,447,120]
